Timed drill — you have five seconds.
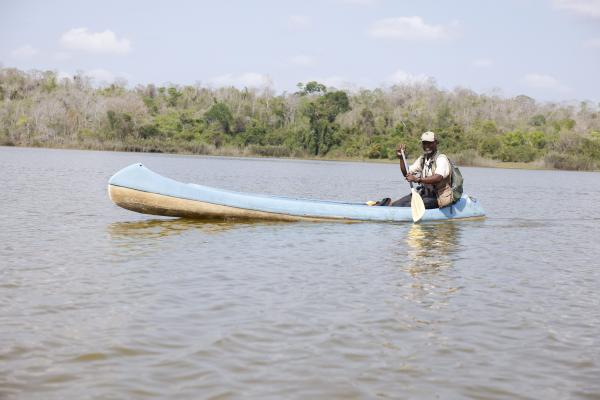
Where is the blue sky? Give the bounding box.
[2,0,599,102]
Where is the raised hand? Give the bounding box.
[396,143,406,159]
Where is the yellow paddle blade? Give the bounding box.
[410,188,426,223]
[366,200,377,206]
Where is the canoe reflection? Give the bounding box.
[107,218,291,239]
[404,222,461,276]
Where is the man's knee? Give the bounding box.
[391,194,412,207]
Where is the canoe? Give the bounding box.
[108,163,486,222]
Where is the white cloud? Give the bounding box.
[209,72,273,88]
[11,44,38,58]
[60,28,131,54]
[289,54,316,67]
[521,73,570,92]
[387,69,431,85]
[473,58,493,68]
[288,15,311,30]
[368,16,459,41]
[583,37,600,48]
[554,0,600,18]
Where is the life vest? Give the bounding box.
[417,152,463,208]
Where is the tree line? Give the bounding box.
[1,67,599,170]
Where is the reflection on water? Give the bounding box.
[405,222,461,275]
[106,218,296,260]
[396,222,464,308]
[107,218,290,239]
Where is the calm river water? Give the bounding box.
[1,146,599,399]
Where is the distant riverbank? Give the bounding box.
[2,68,599,172]
[4,141,594,172]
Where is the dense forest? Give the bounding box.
[1,67,599,170]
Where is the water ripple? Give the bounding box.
[1,147,600,399]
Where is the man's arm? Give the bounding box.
[406,155,448,184]
[399,160,408,177]
[408,174,443,184]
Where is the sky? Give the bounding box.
[1,0,599,102]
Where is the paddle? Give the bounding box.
[400,148,426,223]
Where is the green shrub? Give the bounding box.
[154,112,182,138]
[478,135,502,158]
[529,114,546,126]
[544,152,597,170]
[527,131,548,149]
[450,149,479,166]
[499,145,538,162]
[363,143,381,159]
[247,145,292,157]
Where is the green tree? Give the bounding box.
[297,81,327,95]
[154,112,183,138]
[359,108,375,137]
[106,110,134,139]
[500,130,537,162]
[302,87,351,155]
[527,131,548,149]
[553,118,576,131]
[240,119,267,145]
[204,103,233,134]
[167,87,182,107]
[478,135,502,157]
[529,114,546,126]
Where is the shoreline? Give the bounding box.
[2,142,597,173]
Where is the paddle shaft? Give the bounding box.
[400,149,414,188]
[400,148,426,222]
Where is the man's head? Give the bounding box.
[421,131,438,155]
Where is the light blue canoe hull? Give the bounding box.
[108,163,485,222]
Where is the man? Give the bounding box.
[392,131,454,209]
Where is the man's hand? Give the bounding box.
[396,144,406,159]
[406,174,419,183]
